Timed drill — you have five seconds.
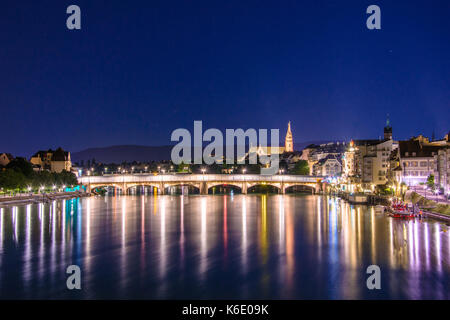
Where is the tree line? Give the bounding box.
[0,158,78,193]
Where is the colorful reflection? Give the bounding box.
[0,195,448,299]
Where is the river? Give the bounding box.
[0,194,449,299]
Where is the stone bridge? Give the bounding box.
[79,174,323,195]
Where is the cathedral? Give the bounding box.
[246,122,294,157]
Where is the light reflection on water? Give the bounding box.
[0,194,449,299]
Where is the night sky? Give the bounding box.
[1,0,449,157]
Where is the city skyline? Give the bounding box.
[1,1,449,156]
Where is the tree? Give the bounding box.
[0,169,27,190]
[426,174,435,191]
[177,161,190,173]
[6,157,34,177]
[291,160,309,175]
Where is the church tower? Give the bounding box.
[384,114,392,140]
[285,121,294,152]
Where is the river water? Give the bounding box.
[0,194,449,299]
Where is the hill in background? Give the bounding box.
[71,141,332,164]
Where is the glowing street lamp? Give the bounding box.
[242,168,246,174]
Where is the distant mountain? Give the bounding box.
[71,145,173,164]
[72,141,335,164]
[294,141,333,151]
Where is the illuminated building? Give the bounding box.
[302,142,347,176]
[434,146,450,194]
[397,137,443,186]
[246,121,294,158]
[312,154,342,177]
[30,147,72,173]
[285,121,293,152]
[0,153,13,167]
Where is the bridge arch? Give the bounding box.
[207,183,242,194]
[126,184,159,195]
[90,184,124,193]
[164,183,200,195]
[247,183,281,194]
[284,184,315,194]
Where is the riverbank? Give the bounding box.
[422,210,450,222]
[336,192,390,205]
[0,191,90,207]
[405,191,450,220]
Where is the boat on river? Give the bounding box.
[388,201,416,219]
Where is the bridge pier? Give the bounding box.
[200,182,208,195]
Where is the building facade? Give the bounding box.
[0,153,13,167]
[303,142,347,176]
[30,148,72,173]
[397,138,441,186]
[313,154,342,177]
[434,147,450,194]
[342,139,393,190]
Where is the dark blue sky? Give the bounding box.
[1,0,449,156]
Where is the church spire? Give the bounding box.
[285,121,293,152]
